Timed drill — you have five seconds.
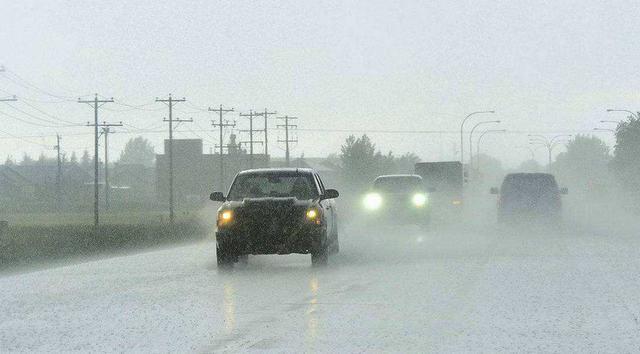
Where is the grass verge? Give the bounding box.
[0,222,211,272]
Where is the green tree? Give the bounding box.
[553,134,611,196]
[80,150,91,170]
[119,137,155,167]
[395,152,420,174]
[339,134,419,192]
[612,116,640,202]
[21,153,34,166]
[340,135,379,190]
[69,151,78,165]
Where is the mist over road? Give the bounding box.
[2,217,640,352]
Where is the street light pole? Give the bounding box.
[606,109,639,119]
[469,120,500,169]
[528,134,572,167]
[459,110,495,180]
[593,127,615,133]
[476,129,506,171]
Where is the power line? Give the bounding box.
[277,115,298,167]
[2,104,80,127]
[0,95,18,103]
[105,100,165,112]
[14,100,79,125]
[1,68,79,101]
[0,110,76,128]
[0,95,50,147]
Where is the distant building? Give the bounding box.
[155,136,269,204]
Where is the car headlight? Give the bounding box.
[412,193,427,207]
[217,210,233,227]
[306,208,321,224]
[306,209,318,219]
[364,193,382,210]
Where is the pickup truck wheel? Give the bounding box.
[311,237,329,266]
[311,248,328,266]
[329,230,340,254]
[333,236,340,254]
[216,245,234,269]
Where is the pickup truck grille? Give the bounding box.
[235,199,307,238]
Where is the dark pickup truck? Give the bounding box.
[210,168,340,268]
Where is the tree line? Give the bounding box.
[4,137,156,168]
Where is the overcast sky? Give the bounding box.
[1,0,639,167]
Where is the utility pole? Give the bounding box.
[88,122,122,212]
[156,95,189,225]
[253,108,276,164]
[79,94,115,228]
[209,105,235,191]
[54,134,62,210]
[277,115,298,167]
[239,110,265,169]
[100,127,117,210]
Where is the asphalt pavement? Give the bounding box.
[2,216,640,352]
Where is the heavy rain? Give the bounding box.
[2,1,640,352]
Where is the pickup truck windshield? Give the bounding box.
[227,174,318,200]
[373,177,423,193]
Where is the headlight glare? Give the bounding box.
[364,193,383,210]
[306,209,318,220]
[217,210,233,227]
[412,193,427,207]
[306,208,321,224]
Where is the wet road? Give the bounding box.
[2,220,640,352]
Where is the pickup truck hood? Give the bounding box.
[222,197,315,209]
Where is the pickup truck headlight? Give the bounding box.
[217,210,233,227]
[412,193,427,207]
[306,208,321,224]
[306,208,317,219]
[364,193,382,210]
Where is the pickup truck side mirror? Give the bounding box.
[560,187,568,195]
[322,189,339,200]
[490,187,499,195]
[210,192,226,202]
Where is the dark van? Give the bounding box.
[491,173,567,224]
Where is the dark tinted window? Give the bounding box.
[501,174,559,196]
[227,173,319,200]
